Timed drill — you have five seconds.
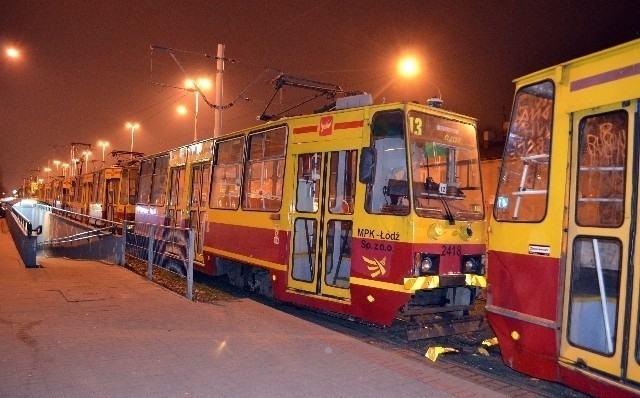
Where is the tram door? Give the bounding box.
[105,177,119,221]
[287,144,357,300]
[560,102,640,382]
[167,167,185,228]
[188,162,211,263]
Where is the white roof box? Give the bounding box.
[336,93,373,110]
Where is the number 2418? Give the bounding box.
[441,245,461,256]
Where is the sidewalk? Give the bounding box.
[0,218,507,397]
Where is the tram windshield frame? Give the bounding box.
[407,111,484,221]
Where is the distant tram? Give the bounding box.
[487,39,640,397]
[135,94,487,327]
[40,151,142,223]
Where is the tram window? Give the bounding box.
[575,111,627,228]
[128,168,139,205]
[191,166,203,206]
[568,237,621,355]
[96,171,104,203]
[409,112,483,221]
[138,159,154,204]
[190,163,211,207]
[91,173,100,203]
[211,137,244,209]
[291,218,316,282]
[324,220,352,289]
[242,127,286,211]
[494,80,554,222]
[119,169,129,205]
[296,153,321,213]
[168,167,184,207]
[365,110,410,215]
[328,150,357,215]
[150,155,169,205]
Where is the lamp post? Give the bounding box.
[82,150,91,174]
[43,167,52,183]
[53,160,61,172]
[126,122,140,159]
[61,163,69,177]
[184,78,211,142]
[98,140,109,163]
[71,158,79,176]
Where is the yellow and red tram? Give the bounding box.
[135,95,487,327]
[65,162,140,223]
[487,38,640,397]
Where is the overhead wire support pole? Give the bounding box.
[214,44,224,138]
[150,44,227,138]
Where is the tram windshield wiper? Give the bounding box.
[425,177,455,224]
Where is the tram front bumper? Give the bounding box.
[403,274,487,291]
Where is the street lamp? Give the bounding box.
[61,163,69,177]
[71,158,79,176]
[53,160,61,172]
[43,167,52,183]
[98,140,109,163]
[397,55,420,78]
[82,150,91,173]
[5,47,20,59]
[126,122,140,159]
[184,78,212,142]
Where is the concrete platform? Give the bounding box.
[0,218,507,397]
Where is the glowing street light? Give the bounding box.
[184,78,212,142]
[53,160,61,171]
[98,140,109,162]
[61,163,69,177]
[397,55,420,78]
[126,122,140,159]
[5,47,20,59]
[176,105,188,115]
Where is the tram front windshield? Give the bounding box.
[408,111,483,221]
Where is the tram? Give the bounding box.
[64,151,142,222]
[135,94,487,327]
[487,38,640,397]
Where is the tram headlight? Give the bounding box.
[461,255,485,275]
[413,253,439,276]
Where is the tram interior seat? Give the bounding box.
[384,179,409,205]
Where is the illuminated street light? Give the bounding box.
[126,122,140,159]
[397,56,420,78]
[53,160,61,171]
[184,78,212,142]
[5,47,20,59]
[61,163,69,177]
[176,105,188,115]
[98,140,109,162]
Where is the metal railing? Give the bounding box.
[31,203,195,300]
[11,205,42,236]
[42,204,120,233]
[122,221,195,300]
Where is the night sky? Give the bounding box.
[1,1,638,191]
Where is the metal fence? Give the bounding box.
[122,221,195,300]
[16,202,196,300]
